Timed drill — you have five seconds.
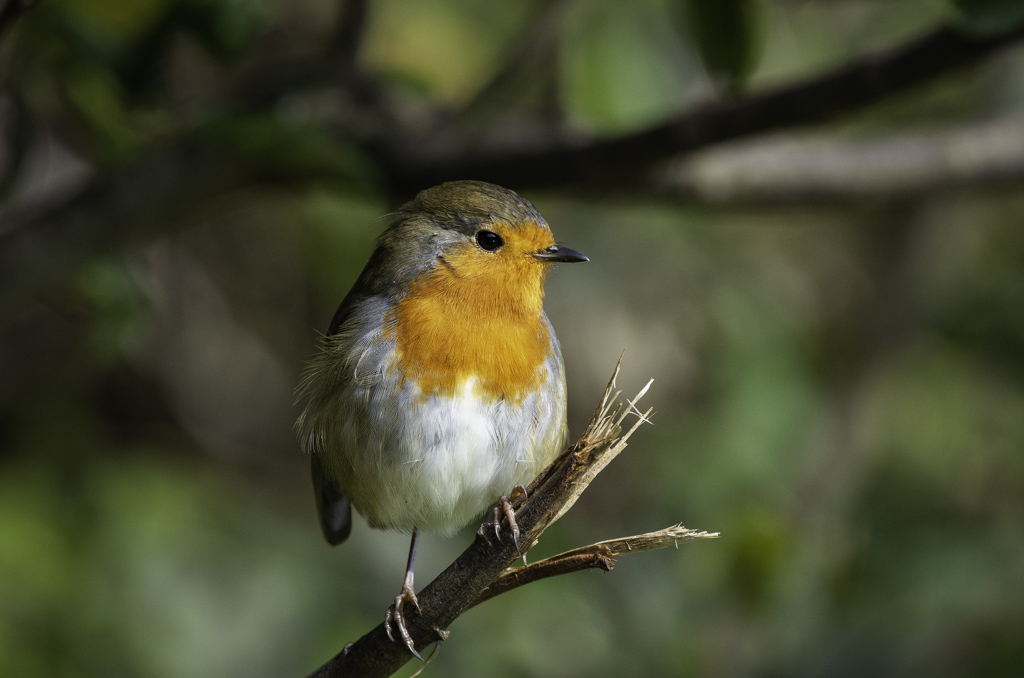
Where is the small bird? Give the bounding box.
[295,181,587,656]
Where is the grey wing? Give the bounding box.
[308,268,374,547]
[301,240,405,548]
[312,450,352,545]
[306,247,398,547]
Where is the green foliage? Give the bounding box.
[4,1,1024,677]
[562,0,697,133]
[76,260,151,362]
[677,0,764,92]
[724,510,793,609]
[363,0,537,104]
[54,0,174,54]
[176,0,265,59]
[952,0,1024,34]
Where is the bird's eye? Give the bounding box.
[476,230,504,252]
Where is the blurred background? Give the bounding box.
[2,0,1024,676]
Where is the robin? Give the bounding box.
[295,180,587,657]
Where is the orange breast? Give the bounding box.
[390,222,555,403]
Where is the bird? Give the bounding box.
[295,180,587,657]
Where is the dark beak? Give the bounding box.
[533,244,589,263]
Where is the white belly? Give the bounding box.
[298,307,569,536]
[336,374,566,535]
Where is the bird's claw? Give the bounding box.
[477,485,528,562]
[499,496,521,552]
[385,582,423,660]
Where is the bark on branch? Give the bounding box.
[304,361,715,678]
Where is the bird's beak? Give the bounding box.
[532,244,589,263]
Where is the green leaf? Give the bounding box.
[55,0,173,47]
[63,64,141,157]
[179,0,264,58]
[678,0,764,92]
[952,0,1024,35]
[562,2,697,134]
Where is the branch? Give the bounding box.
[11,21,1021,313]
[376,24,1024,194]
[469,525,719,608]
[305,361,708,678]
[657,116,1024,203]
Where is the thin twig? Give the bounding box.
[469,525,719,608]
[305,359,689,678]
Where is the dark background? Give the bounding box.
[2,0,1024,676]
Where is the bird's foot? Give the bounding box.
[385,581,423,660]
[477,485,529,561]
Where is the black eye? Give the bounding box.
[476,230,503,252]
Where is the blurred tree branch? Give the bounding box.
[12,21,1024,204]
[657,116,1024,203]
[374,24,1024,193]
[3,17,1024,313]
[304,365,714,678]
